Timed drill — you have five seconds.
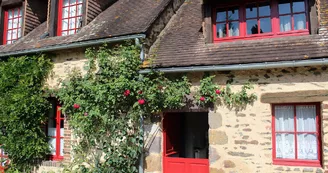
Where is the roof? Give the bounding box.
[0,0,171,54]
[151,0,328,67]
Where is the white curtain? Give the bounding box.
[296,105,317,160]
[294,14,306,30]
[280,16,291,32]
[275,106,295,159]
[275,106,294,131]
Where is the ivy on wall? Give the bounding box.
[0,55,53,172]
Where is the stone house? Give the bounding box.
[0,0,328,173]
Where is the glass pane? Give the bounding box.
[229,22,239,36]
[276,133,295,159]
[63,0,69,7]
[69,30,75,35]
[70,18,76,29]
[60,138,64,156]
[279,0,291,14]
[17,29,21,38]
[62,19,69,30]
[70,0,77,5]
[78,4,83,15]
[259,2,271,17]
[228,8,239,20]
[48,138,56,155]
[293,0,305,12]
[296,105,316,132]
[260,17,272,33]
[216,10,226,22]
[275,105,294,131]
[246,4,257,18]
[13,19,18,28]
[294,13,306,30]
[76,17,82,28]
[62,31,67,36]
[12,30,17,39]
[6,41,11,44]
[216,23,226,38]
[70,6,77,17]
[247,19,258,35]
[48,127,56,136]
[78,0,83,3]
[8,10,13,19]
[8,19,12,29]
[297,134,317,160]
[7,30,11,40]
[19,18,22,28]
[280,15,292,32]
[63,7,69,18]
[14,9,19,18]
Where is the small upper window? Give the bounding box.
[3,6,23,45]
[213,0,308,42]
[57,0,83,36]
[272,103,321,167]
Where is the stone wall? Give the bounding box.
[143,65,328,173]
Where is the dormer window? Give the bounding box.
[57,0,83,36]
[3,6,23,45]
[213,0,308,42]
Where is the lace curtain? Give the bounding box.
[275,105,317,160]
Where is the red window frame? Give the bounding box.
[272,103,321,167]
[57,0,83,36]
[212,0,309,42]
[47,103,64,161]
[3,6,23,45]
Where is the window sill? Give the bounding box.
[273,159,321,167]
[213,30,309,43]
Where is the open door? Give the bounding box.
[163,112,209,173]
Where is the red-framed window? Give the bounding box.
[3,6,23,45]
[57,0,83,36]
[213,0,309,42]
[272,103,321,167]
[47,101,64,160]
[0,145,8,172]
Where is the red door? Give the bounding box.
[163,113,209,173]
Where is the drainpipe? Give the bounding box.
[0,34,146,58]
[135,38,145,173]
[139,114,144,173]
[139,58,328,74]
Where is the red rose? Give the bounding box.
[84,112,88,116]
[216,89,221,94]
[158,86,163,90]
[124,89,130,96]
[138,99,146,105]
[138,90,143,94]
[73,104,80,109]
[200,96,205,101]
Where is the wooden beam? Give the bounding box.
[204,4,212,44]
[261,90,328,103]
[48,0,58,37]
[309,0,319,34]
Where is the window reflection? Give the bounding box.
[279,0,291,14]
[293,0,305,12]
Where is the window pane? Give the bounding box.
[60,138,64,156]
[63,7,69,18]
[69,18,76,29]
[70,5,77,17]
[62,31,68,36]
[280,15,292,32]
[216,10,226,22]
[13,18,18,28]
[18,29,21,38]
[294,13,306,30]
[246,4,257,18]
[216,23,226,38]
[48,138,56,155]
[63,0,69,7]
[293,0,305,12]
[279,0,291,14]
[275,106,294,131]
[260,17,272,33]
[78,4,83,15]
[7,30,12,40]
[70,0,77,5]
[62,19,69,30]
[228,8,239,20]
[247,19,258,35]
[259,2,271,17]
[8,10,13,19]
[12,30,17,39]
[8,20,12,29]
[14,9,19,18]
[296,105,316,132]
[229,22,239,36]
[276,133,295,159]
[297,134,317,160]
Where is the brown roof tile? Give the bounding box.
[0,0,171,54]
[151,0,328,67]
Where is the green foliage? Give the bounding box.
[195,75,257,109]
[0,55,53,172]
[57,43,191,173]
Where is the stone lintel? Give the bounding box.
[261,90,328,103]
